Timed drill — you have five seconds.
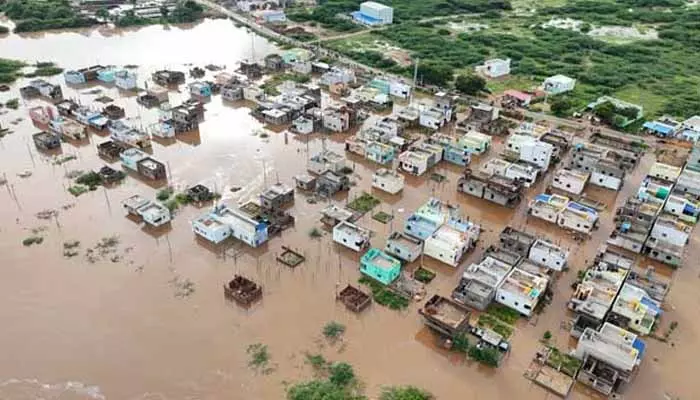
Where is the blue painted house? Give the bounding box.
[365,141,395,165]
[189,82,212,98]
[360,248,402,285]
[404,198,455,240]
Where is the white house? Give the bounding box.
[352,1,393,25]
[460,130,492,154]
[115,70,137,90]
[543,74,576,95]
[122,194,150,216]
[610,283,661,336]
[292,115,314,135]
[322,108,350,133]
[385,231,422,262]
[557,201,599,235]
[505,162,539,187]
[590,160,625,191]
[193,205,268,247]
[398,150,430,176]
[552,168,589,195]
[136,201,171,227]
[528,193,568,224]
[496,267,549,316]
[192,213,231,244]
[475,58,511,79]
[650,215,691,246]
[506,134,554,169]
[647,162,681,183]
[243,86,263,101]
[333,220,371,252]
[663,194,700,223]
[419,108,445,130]
[320,67,356,86]
[120,148,149,171]
[307,150,346,175]
[372,168,405,194]
[528,239,568,271]
[423,219,480,267]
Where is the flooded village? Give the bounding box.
[1,13,700,400]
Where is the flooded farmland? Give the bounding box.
[1,18,700,400]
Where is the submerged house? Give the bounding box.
[64,65,104,84]
[192,204,269,247]
[609,283,661,336]
[320,204,354,227]
[316,170,350,197]
[120,148,148,171]
[495,266,549,317]
[372,168,404,194]
[136,157,167,180]
[307,150,346,175]
[457,169,524,208]
[360,248,402,285]
[608,198,662,253]
[528,239,568,272]
[115,70,138,90]
[423,218,480,267]
[385,231,422,262]
[552,168,589,196]
[152,70,185,86]
[398,150,431,176]
[365,141,395,165]
[528,193,569,224]
[122,195,171,227]
[499,226,537,257]
[557,201,599,235]
[404,198,455,240]
[333,221,371,252]
[260,182,294,210]
[20,79,63,101]
[452,253,515,310]
[428,134,471,166]
[32,131,61,151]
[459,130,492,154]
[574,323,645,397]
[504,134,554,170]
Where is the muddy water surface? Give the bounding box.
[1,20,700,400]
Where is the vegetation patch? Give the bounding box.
[358,276,409,310]
[1,0,97,33]
[68,184,89,197]
[347,192,380,214]
[0,59,26,84]
[309,227,323,238]
[372,211,393,224]
[22,236,44,246]
[487,303,520,325]
[247,343,274,374]
[477,314,514,339]
[5,98,19,110]
[322,321,346,343]
[467,345,501,367]
[545,346,581,377]
[412,266,436,284]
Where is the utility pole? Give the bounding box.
[410,57,419,106]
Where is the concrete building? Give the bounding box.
[552,168,589,195]
[608,197,661,253]
[505,134,554,169]
[320,204,354,227]
[372,168,404,194]
[365,141,395,165]
[260,182,294,210]
[136,157,166,180]
[64,65,104,84]
[499,226,537,257]
[609,283,662,336]
[221,82,244,102]
[590,159,625,191]
[352,1,393,25]
[307,150,346,175]
[423,218,480,267]
[119,148,148,171]
[460,130,492,154]
[320,67,356,86]
[528,239,568,271]
[557,201,599,235]
[457,169,524,208]
[292,115,315,134]
[452,254,515,310]
[475,58,511,78]
[333,221,371,252]
[192,204,269,247]
[316,170,350,197]
[404,198,455,240]
[189,82,212,98]
[322,107,351,132]
[115,70,138,90]
[528,193,569,224]
[32,131,61,151]
[647,161,681,183]
[496,266,549,316]
[674,168,700,199]
[135,201,171,227]
[649,214,691,247]
[385,231,422,262]
[20,79,63,101]
[504,162,539,187]
[543,74,576,94]
[574,323,645,396]
[398,150,431,176]
[663,194,699,224]
[360,248,401,285]
[419,108,445,130]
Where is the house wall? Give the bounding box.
[608,233,645,254]
[399,156,428,176]
[528,245,566,271]
[385,239,421,262]
[333,225,368,252]
[590,171,623,190]
[552,173,586,195]
[505,166,537,187]
[423,239,464,267]
[360,261,399,285]
[444,147,470,166]
[458,178,486,198]
[645,246,682,267]
[650,223,688,246]
[557,212,594,234]
[529,204,559,223]
[404,217,438,240]
[495,289,536,316]
[192,220,231,244]
[483,187,514,206]
[372,174,403,194]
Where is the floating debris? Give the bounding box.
[64,169,84,179]
[63,240,80,258]
[17,170,32,178]
[52,154,77,166]
[35,209,58,220]
[94,95,113,104]
[230,186,242,192]
[170,275,196,298]
[85,235,121,263]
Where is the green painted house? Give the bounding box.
[360,248,401,285]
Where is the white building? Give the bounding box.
[320,67,356,86]
[115,70,137,90]
[543,74,576,95]
[496,267,549,316]
[505,162,539,187]
[590,160,625,191]
[552,168,589,195]
[649,215,691,246]
[475,58,511,78]
[307,150,346,175]
[528,239,568,271]
[610,283,662,336]
[419,108,445,130]
[353,1,393,25]
[120,148,149,171]
[398,150,430,176]
[136,201,171,227]
[333,221,371,252]
[292,115,314,135]
[192,204,269,247]
[322,108,350,132]
[243,86,263,101]
[192,213,231,244]
[528,193,568,224]
[372,168,405,194]
[423,219,480,267]
[506,134,553,169]
[557,202,599,235]
[385,231,422,262]
[480,157,511,176]
[647,162,681,183]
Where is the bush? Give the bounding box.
[468,346,500,367]
[380,386,433,400]
[323,321,346,341]
[328,362,355,387]
[455,74,486,95]
[543,330,552,341]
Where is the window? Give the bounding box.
[524,305,532,310]
[514,301,519,306]
[666,255,672,261]
[500,295,506,300]
[542,258,546,263]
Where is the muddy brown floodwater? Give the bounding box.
[1,18,700,400]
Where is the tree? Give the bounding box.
[451,333,470,353]
[550,96,573,117]
[455,74,486,95]
[419,62,453,87]
[287,380,358,400]
[95,8,109,19]
[380,386,433,400]
[160,5,169,19]
[329,362,355,387]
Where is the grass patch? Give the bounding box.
[322,321,346,342]
[347,192,380,214]
[546,346,582,377]
[412,266,436,284]
[487,303,520,325]
[309,227,323,238]
[246,343,274,374]
[5,98,19,109]
[358,276,409,310]
[372,211,393,224]
[477,314,514,339]
[156,187,174,201]
[75,171,102,189]
[68,184,89,197]
[486,75,539,95]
